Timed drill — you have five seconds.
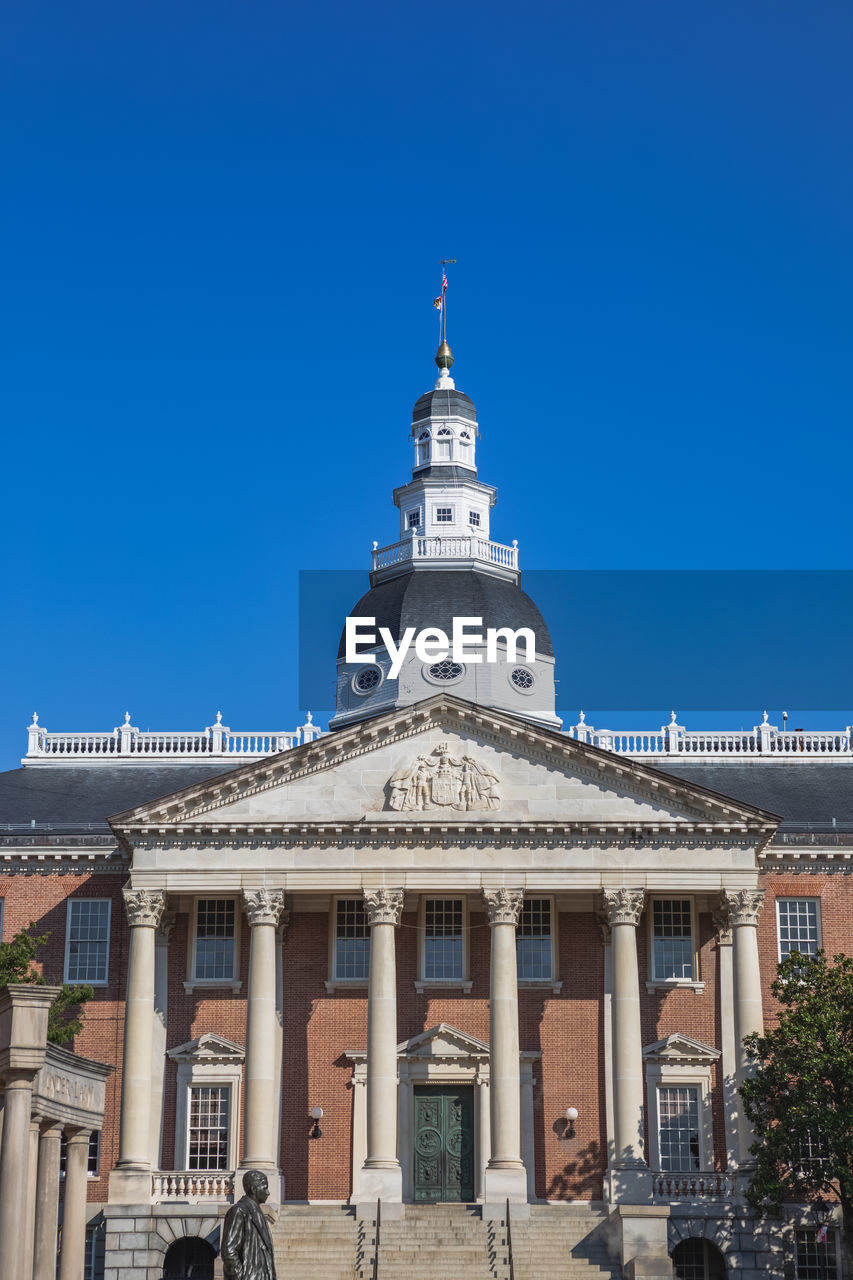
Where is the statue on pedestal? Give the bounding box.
[220,1170,277,1280]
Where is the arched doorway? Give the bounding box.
[672,1237,726,1280]
[162,1236,216,1280]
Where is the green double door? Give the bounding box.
[413,1085,475,1202]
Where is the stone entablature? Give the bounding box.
[33,1042,112,1129]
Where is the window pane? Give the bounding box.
[424,900,463,980]
[796,1229,837,1280]
[658,1086,700,1171]
[517,899,552,980]
[188,1086,230,1170]
[335,899,369,980]
[195,900,235,980]
[652,899,693,980]
[66,900,110,983]
[778,899,820,961]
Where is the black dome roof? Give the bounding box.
[412,389,477,423]
[337,569,553,659]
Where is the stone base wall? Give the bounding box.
[103,1203,224,1280]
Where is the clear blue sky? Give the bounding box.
[2,1,851,765]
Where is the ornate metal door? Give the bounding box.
[413,1085,475,1202]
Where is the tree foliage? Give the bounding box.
[741,950,853,1262]
[0,923,93,1045]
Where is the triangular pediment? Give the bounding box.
[108,695,779,840]
[643,1033,720,1064]
[400,1023,490,1061]
[167,1033,245,1064]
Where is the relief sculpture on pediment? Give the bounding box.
[386,743,501,812]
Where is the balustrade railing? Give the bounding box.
[371,534,519,572]
[152,1172,234,1202]
[652,1170,738,1200]
[567,713,852,760]
[24,711,323,763]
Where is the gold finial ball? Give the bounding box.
[435,340,454,371]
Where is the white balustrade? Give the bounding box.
[151,1172,234,1202]
[371,535,519,572]
[652,1171,738,1200]
[566,715,852,761]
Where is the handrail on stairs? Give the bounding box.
[372,1197,380,1280]
[506,1198,515,1280]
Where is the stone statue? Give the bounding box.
[220,1170,277,1280]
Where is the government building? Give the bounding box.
[0,340,850,1280]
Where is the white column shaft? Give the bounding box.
[476,1080,490,1200]
[732,920,764,1163]
[33,1125,63,1280]
[244,920,279,1169]
[365,920,399,1168]
[118,923,156,1168]
[611,921,645,1165]
[58,1129,91,1280]
[488,920,522,1167]
[0,1077,35,1278]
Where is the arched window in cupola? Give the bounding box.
[435,426,453,460]
[458,429,472,463]
[416,430,430,466]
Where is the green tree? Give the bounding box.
[741,951,853,1266]
[0,922,93,1045]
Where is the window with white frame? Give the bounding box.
[407,509,421,530]
[194,899,236,981]
[795,1128,827,1175]
[517,898,552,980]
[651,898,695,981]
[434,506,453,523]
[60,1129,101,1178]
[435,426,452,459]
[188,1085,231,1170]
[423,899,464,981]
[469,510,481,527]
[777,899,821,962]
[65,900,111,985]
[796,1229,838,1280]
[334,898,370,981]
[657,1085,701,1171]
[417,431,430,466]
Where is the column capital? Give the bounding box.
[156,910,177,943]
[601,887,645,928]
[363,887,404,926]
[242,888,288,928]
[712,905,733,945]
[721,888,765,928]
[482,886,524,926]
[123,887,167,928]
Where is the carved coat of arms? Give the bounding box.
[387,744,501,812]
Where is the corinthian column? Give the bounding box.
[483,886,527,1206]
[242,889,288,1180]
[601,888,646,1169]
[721,888,765,1164]
[360,887,404,1204]
[112,888,166,1201]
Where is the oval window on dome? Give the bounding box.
[352,665,383,695]
[510,666,535,692]
[428,660,464,682]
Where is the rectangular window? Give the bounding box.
[407,509,421,529]
[469,510,481,527]
[517,898,552,980]
[424,899,463,980]
[60,1130,101,1178]
[65,900,111,984]
[434,507,453,523]
[796,1229,837,1280]
[187,1085,231,1171]
[652,899,694,981]
[84,1226,98,1280]
[334,899,370,980]
[796,1129,827,1175]
[194,899,236,981]
[777,899,821,962]
[657,1086,700,1171]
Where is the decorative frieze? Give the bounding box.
[387,744,501,812]
[600,887,645,928]
[720,888,765,928]
[362,886,404,926]
[242,887,288,928]
[122,887,167,928]
[482,886,524,926]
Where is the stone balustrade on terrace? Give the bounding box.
[371,533,519,574]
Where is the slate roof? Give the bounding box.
[338,568,554,659]
[412,389,477,423]
[0,764,239,832]
[656,762,853,828]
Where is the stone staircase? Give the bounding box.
[269,1202,622,1280]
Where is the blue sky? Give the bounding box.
[2,1,852,764]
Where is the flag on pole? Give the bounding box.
[433,296,443,311]
[817,1224,828,1244]
[442,270,448,291]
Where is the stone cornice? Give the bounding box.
[106,695,780,840]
